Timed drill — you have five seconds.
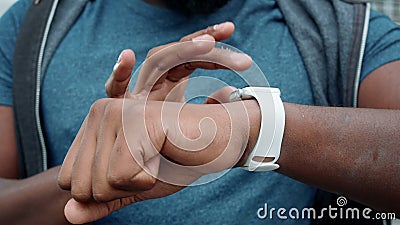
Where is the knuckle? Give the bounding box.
[105,100,123,118]
[146,48,156,58]
[90,99,123,123]
[108,168,156,191]
[107,168,134,188]
[71,178,93,202]
[92,192,112,202]
[107,174,129,189]
[57,177,71,190]
[147,46,162,58]
[180,36,190,42]
[130,173,156,191]
[91,180,115,202]
[89,98,109,118]
[71,189,92,202]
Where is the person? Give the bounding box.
[0,0,399,224]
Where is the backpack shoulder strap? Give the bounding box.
[276,0,369,107]
[12,0,89,178]
[277,1,387,224]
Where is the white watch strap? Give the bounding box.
[229,87,285,172]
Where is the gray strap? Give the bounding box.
[276,0,365,107]
[13,0,56,178]
[42,0,90,74]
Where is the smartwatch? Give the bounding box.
[229,87,285,172]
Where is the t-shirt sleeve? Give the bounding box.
[361,9,400,82]
[0,0,31,106]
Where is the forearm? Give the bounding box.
[157,99,399,212]
[248,102,400,213]
[0,166,71,225]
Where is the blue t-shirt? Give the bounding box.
[1,0,400,224]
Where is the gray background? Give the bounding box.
[0,0,16,16]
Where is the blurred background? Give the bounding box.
[372,0,400,24]
[0,0,398,224]
[372,0,400,23]
[0,0,16,16]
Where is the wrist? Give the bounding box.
[162,101,252,172]
[235,99,261,167]
[161,103,231,167]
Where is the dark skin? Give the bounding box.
[0,22,248,225]
[57,48,400,224]
[0,7,399,225]
[2,60,399,223]
[280,61,400,211]
[0,167,71,225]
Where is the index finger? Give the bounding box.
[105,49,136,98]
[180,22,235,42]
[133,35,216,97]
[58,117,87,190]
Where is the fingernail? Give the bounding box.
[192,34,210,42]
[213,24,219,31]
[113,52,123,71]
[113,62,120,71]
[213,22,228,31]
[117,51,123,63]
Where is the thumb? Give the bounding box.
[105,49,136,98]
[64,197,135,224]
[204,86,237,104]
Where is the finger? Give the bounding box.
[92,128,145,202]
[70,100,106,202]
[193,47,253,71]
[90,103,122,202]
[146,46,251,102]
[108,130,159,192]
[180,21,235,42]
[133,34,216,97]
[58,118,87,190]
[105,49,136,98]
[204,86,237,104]
[64,197,137,224]
[133,22,238,101]
[167,49,252,80]
[144,21,235,74]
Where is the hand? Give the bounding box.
[58,91,251,224]
[59,21,255,224]
[105,22,252,101]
